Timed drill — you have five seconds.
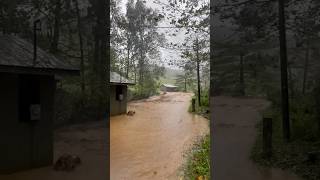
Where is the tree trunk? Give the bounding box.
[278,0,290,142]
[196,38,201,107]
[134,64,137,84]
[302,39,310,95]
[91,0,108,120]
[51,0,61,52]
[288,62,295,98]
[139,30,144,85]
[239,53,245,96]
[126,35,131,78]
[184,75,187,92]
[210,0,215,177]
[75,0,86,102]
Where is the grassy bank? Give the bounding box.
[184,135,210,179]
[183,95,210,179]
[251,106,320,180]
[188,94,210,119]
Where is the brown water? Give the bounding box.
[0,92,208,180]
[211,96,303,180]
[110,92,209,180]
[0,121,108,180]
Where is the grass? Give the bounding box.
[182,96,210,179]
[251,106,320,180]
[183,135,210,180]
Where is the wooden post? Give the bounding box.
[263,117,272,158]
[192,98,196,112]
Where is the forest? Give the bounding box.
[2,0,320,179]
[110,0,210,107]
[212,0,320,179]
[0,0,210,125]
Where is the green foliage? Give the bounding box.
[199,89,209,107]
[252,107,320,180]
[0,1,31,35]
[189,90,210,120]
[128,68,165,100]
[251,89,320,180]
[290,96,318,141]
[111,0,166,100]
[184,135,210,179]
[54,75,108,127]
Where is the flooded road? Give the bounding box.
[211,96,302,180]
[0,121,108,180]
[111,92,209,180]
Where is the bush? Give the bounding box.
[54,78,108,128]
[251,92,320,180]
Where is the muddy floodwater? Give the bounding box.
[111,92,209,179]
[0,121,108,180]
[0,92,208,180]
[212,96,302,180]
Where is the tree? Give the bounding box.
[279,0,290,142]
[158,0,209,105]
[74,0,86,103]
[50,0,62,52]
[0,0,30,35]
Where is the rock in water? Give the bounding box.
[54,154,81,171]
[127,110,135,116]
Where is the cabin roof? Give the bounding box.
[0,35,79,75]
[162,84,178,88]
[110,72,135,85]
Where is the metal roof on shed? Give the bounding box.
[161,84,178,88]
[110,72,135,85]
[0,35,79,74]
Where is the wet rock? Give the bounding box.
[53,154,81,171]
[127,110,135,116]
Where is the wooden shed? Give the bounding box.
[110,72,134,116]
[160,84,178,92]
[0,35,79,173]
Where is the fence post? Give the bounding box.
[263,117,272,158]
[192,98,196,112]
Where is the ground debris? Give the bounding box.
[53,154,81,171]
[127,110,135,116]
[196,175,208,180]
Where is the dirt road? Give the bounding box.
[211,96,302,180]
[111,92,209,179]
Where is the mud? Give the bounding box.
[111,92,209,180]
[211,96,302,180]
[0,121,108,180]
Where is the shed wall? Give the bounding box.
[110,85,127,116]
[0,72,55,173]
